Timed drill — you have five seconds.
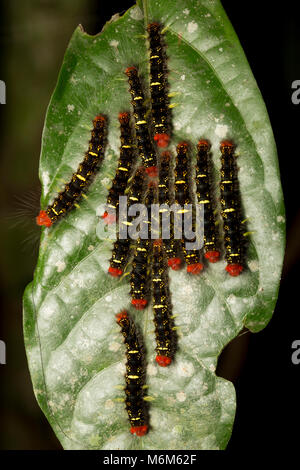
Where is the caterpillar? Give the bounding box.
[196,140,220,263]
[219,140,244,276]
[147,22,171,148]
[108,167,146,277]
[116,310,148,437]
[175,142,203,274]
[159,151,182,270]
[130,183,156,309]
[125,66,158,177]
[152,239,176,367]
[102,112,136,224]
[36,114,107,227]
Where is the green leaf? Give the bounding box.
[23,0,285,450]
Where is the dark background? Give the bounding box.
[0,0,299,451]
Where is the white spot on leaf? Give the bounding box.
[187,21,198,34]
[130,6,143,20]
[110,40,119,48]
[55,261,66,273]
[215,124,228,138]
[248,260,259,272]
[177,360,194,377]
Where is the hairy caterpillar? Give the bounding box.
[36,114,107,227]
[102,112,136,224]
[147,22,171,148]
[108,167,146,277]
[125,66,158,177]
[196,140,220,263]
[219,140,244,276]
[152,240,176,366]
[116,310,148,436]
[159,151,182,270]
[175,142,203,274]
[130,183,156,309]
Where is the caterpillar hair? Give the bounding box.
[36,114,107,227]
[108,167,146,278]
[159,151,182,270]
[102,112,136,224]
[147,22,172,148]
[152,239,176,366]
[125,66,158,177]
[130,183,156,309]
[219,140,244,276]
[175,142,203,274]
[116,310,148,436]
[196,140,220,263]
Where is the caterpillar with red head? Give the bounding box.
[125,66,158,177]
[102,112,136,224]
[159,151,182,270]
[116,310,148,437]
[108,167,146,278]
[130,183,156,309]
[175,142,203,274]
[196,140,220,263]
[147,22,171,149]
[152,240,176,367]
[36,114,107,227]
[219,141,244,276]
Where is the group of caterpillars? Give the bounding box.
[36,23,247,438]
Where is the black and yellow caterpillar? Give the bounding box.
[130,183,156,309]
[36,114,107,227]
[196,140,220,263]
[116,310,148,436]
[103,112,136,223]
[152,240,176,366]
[219,140,244,276]
[175,142,203,274]
[125,66,157,177]
[108,167,146,277]
[147,22,171,149]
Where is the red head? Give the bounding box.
[156,355,172,367]
[225,263,243,276]
[116,311,128,323]
[130,425,148,436]
[36,210,52,227]
[118,112,130,124]
[125,66,137,76]
[131,299,148,310]
[177,141,188,153]
[197,139,210,150]
[204,250,220,263]
[187,263,204,275]
[220,140,234,151]
[153,239,162,247]
[145,166,158,177]
[147,22,160,32]
[154,133,170,148]
[108,266,123,277]
[93,114,105,127]
[167,257,182,270]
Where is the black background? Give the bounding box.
[0,0,299,452]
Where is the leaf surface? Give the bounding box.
[23,0,285,450]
